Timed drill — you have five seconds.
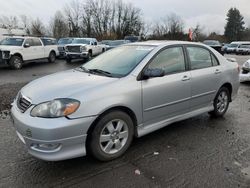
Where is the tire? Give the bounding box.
[66,57,71,63]
[48,52,56,63]
[89,111,134,161]
[209,87,230,117]
[9,56,23,69]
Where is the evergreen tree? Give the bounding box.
[224,8,245,42]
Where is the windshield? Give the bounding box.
[0,38,24,46]
[229,43,239,48]
[58,38,73,45]
[72,39,90,44]
[203,40,220,46]
[80,45,155,77]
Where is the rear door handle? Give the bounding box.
[182,75,191,81]
[215,69,221,74]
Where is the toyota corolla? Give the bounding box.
[11,41,239,161]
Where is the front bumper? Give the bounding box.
[65,52,89,59]
[240,71,250,82]
[11,104,96,161]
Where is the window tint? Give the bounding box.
[41,39,57,45]
[25,39,34,46]
[148,47,185,75]
[211,54,219,66]
[187,47,213,69]
[32,38,42,46]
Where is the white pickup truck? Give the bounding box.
[65,38,106,63]
[0,36,59,69]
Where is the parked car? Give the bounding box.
[65,38,106,63]
[101,40,131,50]
[235,44,250,55]
[226,41,250,54]
[203,40,223,55]
[11,41,239,161]
[221,43,229,54]
[57,38,74,58]
[124,35,141,42]
[239,59,250,82]
[0,36,58,69]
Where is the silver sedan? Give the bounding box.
[11,41,240,161]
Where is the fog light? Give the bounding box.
[31,143,61,152]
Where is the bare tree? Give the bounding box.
[64,0,82,37]
[0,16,19,29]
[50,11,69,38]
[167,13,184,40]
[30,18,46,36]
[20,15,31,35]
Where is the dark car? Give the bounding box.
[203,40,224,55]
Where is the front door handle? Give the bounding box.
[215,69,221,74]
[182,75,191,81]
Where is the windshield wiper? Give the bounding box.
[88,69,113,77]
[76,66,90,73]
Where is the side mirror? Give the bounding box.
[94,42,97,46]
[24,43,30,48]
[142,68,165,79]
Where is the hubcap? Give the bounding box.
[99,119,129,154]
[216,91,228,113]
[14,58,21,69]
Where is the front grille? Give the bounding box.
[67,46,81,53]
[58,46,65,52]
[17,93,32,113]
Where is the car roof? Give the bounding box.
[126,40,206,47]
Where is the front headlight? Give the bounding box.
[80,46,86,52]
[2,51,10,59]
[31,98,80,118]
[243,61,250,69]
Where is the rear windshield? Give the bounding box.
[0,38,24,46]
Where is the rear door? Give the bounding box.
[186,45,222,111]
[32,38,45,59]
[22,38,34,60]
[142,46,191,126]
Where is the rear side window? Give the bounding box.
[25,39,34,46]
[211,54,219,66]
[148,47,186,75]
[32,38,42,46]
[41,39,56,45]
[187,47,213,69]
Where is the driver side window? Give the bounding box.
[148,47,186,75]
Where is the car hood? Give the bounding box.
[66,44,87,47]
[21,69,117,104]
[0,45,22,51]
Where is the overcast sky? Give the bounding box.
[0,0,250,34]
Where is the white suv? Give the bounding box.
[0,36,59,69]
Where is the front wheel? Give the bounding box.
[209,87,230,117]
[9,56,23,69]
[88,111,134,161]
[48,52,56,63]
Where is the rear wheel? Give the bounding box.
[89,111,134,161]
[9,56,23,69]
[209,87,230,117]
[48,52,56,63]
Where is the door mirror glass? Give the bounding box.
[143,68,165,79]
[94,42,97,45]
[24,43,30,48]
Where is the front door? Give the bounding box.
[142,46,191,126]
